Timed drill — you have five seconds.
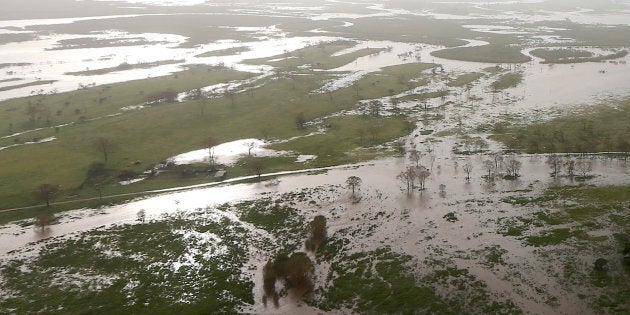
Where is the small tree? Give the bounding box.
[397,166,417,192]
[415,165,430,190]
[346,176,362,197]
[368,100,382,117]
[249,158,264,179]
[136,209,146,223]
[505,159,522,178]
[565,159,576,176]
[204,136,219,168]
[34,212,55,231]
[34,184,59,207]
[463,163,473,182]
[196,96,208,117]
[295,112,306,130]
[408,149,422,167]
[576,159,592,178]
[492,153,504,169]
[367,125,380,142]
[305,215,327,252]
[390,97,399,113]
[546,154,563,177]
[483,160,495,179]
[94,137,114,163]
[245,141,256,156]
[224,88,235,106]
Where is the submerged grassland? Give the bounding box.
[3,181,628,314]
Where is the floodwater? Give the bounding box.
[1,0,630,313]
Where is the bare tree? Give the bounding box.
[492,153,504,169]
[483,160,495,180]
[390,97,399,113]
[463,163,473,181]
[367,125,380,142]
[415,165,430,190]
[408,149,423,167]
[397,166,417,192]
[505,159,522,178]
[357,128,366,145]
[25,102,41,123]
[33,184,59,207]
[368,100,382,117]
[204,136,219,168]
[249,158,264,179]
[224,88,235,106]
[245,141,256,156]
[136,209,146,223]
[34,212,55,231]
[576,159,592,178]
[25,102,48,125]
[196,95,209,117]
[346,176,362,196]
[546,154,563,177]
[94,137,114,163]
[565,159,576,177]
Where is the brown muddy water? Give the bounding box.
[1,0,630,313]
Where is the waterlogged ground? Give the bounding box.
[1,154,628,313]
[1,0,630,314]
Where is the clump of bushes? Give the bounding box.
[305,215,327,252]
[262,252,314,307]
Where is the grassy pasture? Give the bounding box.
[0,54,432,219]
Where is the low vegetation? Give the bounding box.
[447,72,484,87]
[0,80,56,92]
[492,100,630,153]
[65,60,184,76]
[498,184,630,313]
[195,46,250,57]
[530,48,628,64]
[245,40,384,70]
[315,242,521,313]
[0,210,256,314]
[491,72,523,91]
[432,45,531,63]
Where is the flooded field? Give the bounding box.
[1,0,629,314]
